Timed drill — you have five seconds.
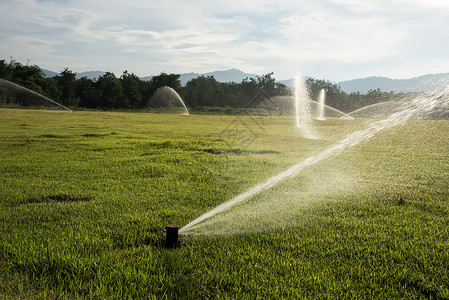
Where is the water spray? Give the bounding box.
[179,90,445,235]
[149,86,189,115]
[318,89,326,120]
[0,78,73,112]
[294,74,314,137]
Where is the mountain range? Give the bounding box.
[42,68,258,86]
[42,69,449,94]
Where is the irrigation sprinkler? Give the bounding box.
[165,225,179,249]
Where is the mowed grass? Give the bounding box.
[0,108,448,299]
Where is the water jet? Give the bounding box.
[348,101,403,118]
[179,89,447,235]
[165,224,179,249]
[0,78,73,112]
[294,74,315,138]
[317,89,326,120]
[148,86,189,115]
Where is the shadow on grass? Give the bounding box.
[7,195,93,208]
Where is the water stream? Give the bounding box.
[179,90,446,235]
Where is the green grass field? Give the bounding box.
[1,108,448,299]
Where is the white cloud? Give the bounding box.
[395,0,449,9]
[1,35,62,57]
[1,0,449,80]
[276,12,405,62]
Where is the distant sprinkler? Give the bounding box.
[318,89,326,120]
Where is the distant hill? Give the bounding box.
[42,69,106,80]
[42,68,449,93]
[337,73,449,93]
[279,79,294,88]
[42,69,58,78]
[76,71,106,80]
[140,72,201,84]
[43,68,257,85]
[178,69,258,85]
[203,69,257,83]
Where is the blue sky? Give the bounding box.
[1,0,449,82]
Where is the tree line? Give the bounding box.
[0,59,401,113]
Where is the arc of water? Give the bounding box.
[149,86,189,115]
[347,100,399,118]
[0,79,73,112]
[165,86,189,115]
[319,102,354,119]
[179,91,443,234]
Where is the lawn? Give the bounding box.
[0,108,448,299]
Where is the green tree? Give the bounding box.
[9,61,46,95]
[0,59,13,80]
[0,59,61,107]
[241,76,259,104]
[221,82,244,107]
[95,72,127,109]
[183,76,224,107]
[120,70,143,109]
[76,77,96,108]
[145,73,182,108]
[41,77,61,102]
[256,72,289,97]
[54,68,78,107]
[306,78,351,111]
[150,73,181,91]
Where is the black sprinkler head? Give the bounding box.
[165,225,179,249]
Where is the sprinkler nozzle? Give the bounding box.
[165,225,179,249]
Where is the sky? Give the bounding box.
[1,0,449,82]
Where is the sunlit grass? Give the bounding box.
[0,108,448,298]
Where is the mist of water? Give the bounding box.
[148,86,189,115]
[317,89,326,120]
[0,78,73,112]
[179,90,446,235]
[320,103,354,119]
[294,74,315,138]
[348,100,405,119]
